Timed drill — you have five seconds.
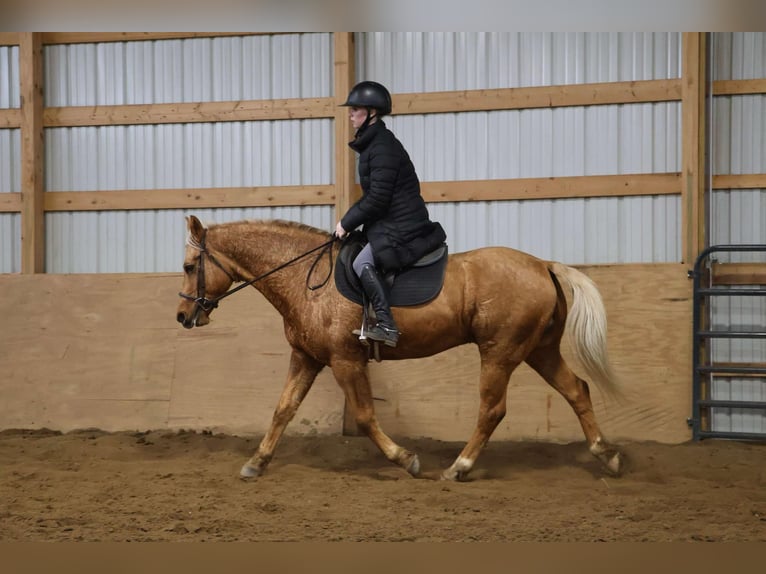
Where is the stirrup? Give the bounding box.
[365,324,399,348]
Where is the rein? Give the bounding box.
[178,229,338,314]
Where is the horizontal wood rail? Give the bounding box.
[43,185,336,211]
[44,98,336,127]
[394,79,682,114]
[0,32,265,46]
[712,263,766,286]
[3,171,766,214]
[421,173,682,203]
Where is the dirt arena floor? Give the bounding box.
[1,428,764,542]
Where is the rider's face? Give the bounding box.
[349,106,373,130]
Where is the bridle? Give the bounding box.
[178,228,337,316]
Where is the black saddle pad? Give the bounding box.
[335,233,448,307]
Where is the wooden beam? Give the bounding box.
[0,33,20,46]
[41,33,266,45]
[4,33,305,47]
[420,173,682,203]
[44,185,336,212]
[713,174,766,190]
[333,32,357,222]
[681,33,707,266]
[713,79,766,96]
[0,108,21,128]
[19,33,45,274]
[0,193,22,212]
[45,97,335,127]
[34,173,683,214]
[712,263,766,286]
[392,79,682,115]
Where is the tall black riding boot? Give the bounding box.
[358,263,400,347]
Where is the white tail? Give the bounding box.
[550,262,623,402]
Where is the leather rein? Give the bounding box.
[178,229,337,315]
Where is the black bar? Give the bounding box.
[697,288,766,296]
[698,399,766,409]
[691,244,766,441]
[696,365,766,374]
[696,330,766,339]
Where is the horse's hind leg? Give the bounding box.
[331,359,421,477]
[442,355,516,481]
[240,348,323,479]
[525,346,623,476]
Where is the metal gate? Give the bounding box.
[690,245,766,440]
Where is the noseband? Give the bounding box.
[178,228,337,317]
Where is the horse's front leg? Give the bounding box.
[240,348,323,479]
[332,359,421,477]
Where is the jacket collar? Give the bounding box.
[349,119,385,153]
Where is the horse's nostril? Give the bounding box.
[176,312,185,324]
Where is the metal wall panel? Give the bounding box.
[708,33,766,434]
[711,32,766,254]
[357,32,682,263]
[0,127,20,273]
[0,46,20,273]
[42,34,334,273]
[44,119,334,273]
[44,34,332,105]
[0,45,19,108]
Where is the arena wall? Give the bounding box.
[0,264,692,444]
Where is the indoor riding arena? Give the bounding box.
[1,32,765,543]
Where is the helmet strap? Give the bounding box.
[356,108,377,136]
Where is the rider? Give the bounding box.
[335,81,447,348]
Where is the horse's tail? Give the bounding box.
[549,262,624,402]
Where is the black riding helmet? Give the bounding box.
[340,81,392,116]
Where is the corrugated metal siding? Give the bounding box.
[45,207,334,273]
[711,32,766,254]
[43,34,334,273]
[357,32,683,263]
[1,46,20,273]
[0,45,20,107]
[0,126,20,273]
[709,32,766,434]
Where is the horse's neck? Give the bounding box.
[211,222,323,315]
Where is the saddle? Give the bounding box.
[334,231,448,307]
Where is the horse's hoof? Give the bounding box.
[605,452,623,477]
[404,453,421,477]
[239,463,263,480]
[440,468,468,482]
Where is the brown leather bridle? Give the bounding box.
[178,228,338,316]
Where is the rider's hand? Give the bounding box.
[335,222,347,239]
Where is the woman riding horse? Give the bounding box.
[335,81,446,348]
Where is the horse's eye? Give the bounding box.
[183,263,195,274]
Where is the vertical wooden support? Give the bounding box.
[333,32,357,223]
[334,33,362,435]
[681,32,708,266]
[19,33,45,273]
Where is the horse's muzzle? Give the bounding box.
[177,311,193,329]
[176,306,210,329]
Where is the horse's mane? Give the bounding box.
[186,218,331,250]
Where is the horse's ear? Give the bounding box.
[187,215,205,242]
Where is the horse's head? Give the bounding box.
[176,215,237,329]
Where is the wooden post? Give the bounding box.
[19,32,45,273]
[333,32,357,223]
[681,32,708,266]
[333,33,363,435]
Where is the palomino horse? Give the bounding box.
[176,215,624,481]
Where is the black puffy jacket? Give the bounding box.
[340,120,446,272]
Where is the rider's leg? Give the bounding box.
[353,245,400,348]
